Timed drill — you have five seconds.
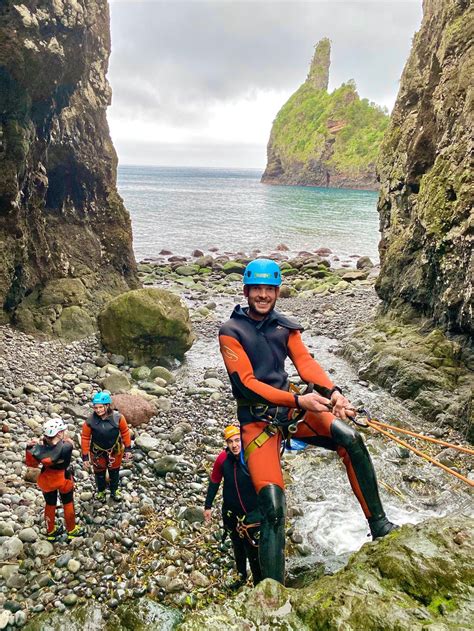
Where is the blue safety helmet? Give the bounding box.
[92,391,112,405]
[243,259,282,286]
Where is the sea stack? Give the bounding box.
[0,0,139,339]
[261,38,388,190]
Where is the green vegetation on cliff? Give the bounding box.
[272,81,389,174]
[262,39,389,189]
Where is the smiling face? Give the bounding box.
[244,284,280,320]
[226,434,241,456]
[93,404,108,418]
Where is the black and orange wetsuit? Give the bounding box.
[219,304,392,582]
[25,439,76,535]
[81,410,131,494]
[205,448,262,585]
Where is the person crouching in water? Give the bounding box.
[81,392,132,503]
[25,419,85,541]
[204,425,262,590]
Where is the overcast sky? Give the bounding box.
[108,0,422,169]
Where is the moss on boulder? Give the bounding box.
[179,514,474,630]
[51,306,96,340]
[24,597,181,631]
[343,315,473,438]
[98,288,195,365]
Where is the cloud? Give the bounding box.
[108,1,422,165]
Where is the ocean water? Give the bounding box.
[117,165,380,264]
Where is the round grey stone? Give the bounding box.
[18,528,38,543]
[32,540,54,558]
[67,559,81,573]
[0,537,23,562]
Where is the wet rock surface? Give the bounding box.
[375,0,472,335]
[0,249,471,630]
[0,0,138,337]
[180,514,474,630]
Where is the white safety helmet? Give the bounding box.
[43,418,67,438]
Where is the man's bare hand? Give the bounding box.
[330,391,356,421]
[83,460,91,472]
[204,509,212,524]
[297,392,332,413]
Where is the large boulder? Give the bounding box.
[23,598,182,631]
[112,394,156,428]
[98,289,195,365]
[101,373,131,393]
[179,514,474,630]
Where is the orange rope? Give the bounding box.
[369,419,474,456]
[366,421,474,488]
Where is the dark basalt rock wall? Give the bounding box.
[0,0,138,338]
[343,0,473,438]
[376,0,473,335]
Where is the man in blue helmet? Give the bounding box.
[219,258,397,584]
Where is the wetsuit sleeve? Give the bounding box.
[205,482,220,509]
[204,451,226,509]
[119,416,132,449]
[58,442,73,468]
[219,334,296,407]
[81,422,92,459]
[25,442,41,468]
[287,330,335,396]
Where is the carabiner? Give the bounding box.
[350,408,371,428]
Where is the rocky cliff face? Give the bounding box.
[376,0,473,335]
[261,39,388,190]
[0,0,138,339]
[343,0,473,438]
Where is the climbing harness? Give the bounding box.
[242,383,313,461]
[350,409,474,488]
[235,514,261,547]
[90,436,124,468]
[240,383,473,488]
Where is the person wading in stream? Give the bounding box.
[204,425,262,590]
[81,392,132,503]
[218,258,397,584]
[26,419,85,541]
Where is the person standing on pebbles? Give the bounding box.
[219,258,397,584]
[81,392,132,503]
[204,425,262,590]
[25,419,85,541]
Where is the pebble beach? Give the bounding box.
[0,248,471,630]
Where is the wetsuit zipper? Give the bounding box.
[259,330,280,372]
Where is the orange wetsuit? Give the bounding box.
[25,439,76,534]
[219,305,389,548]
[81,409,131,495]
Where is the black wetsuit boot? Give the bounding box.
[331,420,398,539]
[245,540,263,585]
[258,484,286,584]
[229,530,247,589]
[95,472,107,492]
[109,469,120,495]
